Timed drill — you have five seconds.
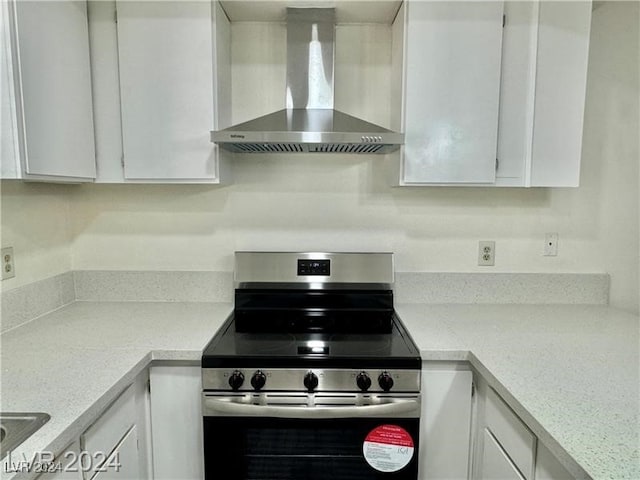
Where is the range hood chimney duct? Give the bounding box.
[211,8,404,154]
[286,8,335,110]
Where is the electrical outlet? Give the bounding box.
[478,241,495,266]
[2,247,15,280]
[544,233,558,256]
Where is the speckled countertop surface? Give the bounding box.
[1,301,638,480]
[0,302,233,480]
[396,303,640,480]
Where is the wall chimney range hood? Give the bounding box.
[211,7,404,154]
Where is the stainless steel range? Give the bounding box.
[201,252,421,480]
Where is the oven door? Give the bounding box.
[202,393,421,480]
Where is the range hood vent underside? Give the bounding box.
[224,143,388,154]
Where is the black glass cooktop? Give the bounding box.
[201,314,421,369]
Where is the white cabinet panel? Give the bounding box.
[530,1,592,187]
[1,0,19,178]
[86,0,124,183]
[480,429,526,480]
[91,426,140,480]
[35,442,83,480]
[395,0,591,188]
[81,385,136,479]
[116,1,219,181]
[485,387,536,480]
[495,1,538,185]
[420,364,473,479]
[402,1,504,184]
[496,0,591,187]
[149,365,203,480]
[535,443,573,480]
[2,0,96,181]
[79,374,151,480]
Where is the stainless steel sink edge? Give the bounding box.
[0,413,51,460]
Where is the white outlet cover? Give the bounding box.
[1,247,15,280]
[478,241,495,266]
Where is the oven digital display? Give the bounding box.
[297,259,330,276]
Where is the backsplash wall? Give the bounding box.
[1,3,637,314]
[0,182,74,291]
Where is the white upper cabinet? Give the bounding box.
[88,0,230,183]
[497,1,592,187]
[1,0,96,182]
[529,1,592,187]
[392,0,592,187]
[397,0,505,185]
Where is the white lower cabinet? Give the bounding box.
[36,371,151,480]
[483,387,536,479]
[474,382,536,480]
[534,443,574,480]
[148,365,203,480]
[91,426,139,480]
[35,442,82,480]
[420,362,474,479]
[80,373,151,480]
[80,385,137,479]
[472,378,576,480]
[480,429,525,480]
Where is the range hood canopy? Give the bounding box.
[211,7,404,154]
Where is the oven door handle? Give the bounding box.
[203,396,420,419]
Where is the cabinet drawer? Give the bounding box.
[81,385,135,478]
[485,387,536,479]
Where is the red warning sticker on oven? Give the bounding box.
[362,424,415,472]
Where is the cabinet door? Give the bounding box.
[35,442,82,480]
[1,0,19,178]
[81,385,136,479]
[484,387,536,479]
[495,1,591,187]
[402,1,504,184]
[495,1,538,186]
[480,429,525,480]
[529,1,592,187]
[91,426,140,480]
[9,0,96,180]
[420,365,473,479]
[116,1,218,181]
[149,366,203,480]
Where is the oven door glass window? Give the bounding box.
[203,417,419,480]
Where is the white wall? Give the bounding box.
[0,182,74,290]
[1,5,638,313]
[581,1,639,312]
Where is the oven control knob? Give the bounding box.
[356,372,372,391]
[228,370,245,390]
[303,371,319,391]
[251,370,267,391]
[378,371,394,392]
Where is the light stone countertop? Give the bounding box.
[1,301,638,480]
[0,302,233,480]
[395,303,640,480]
